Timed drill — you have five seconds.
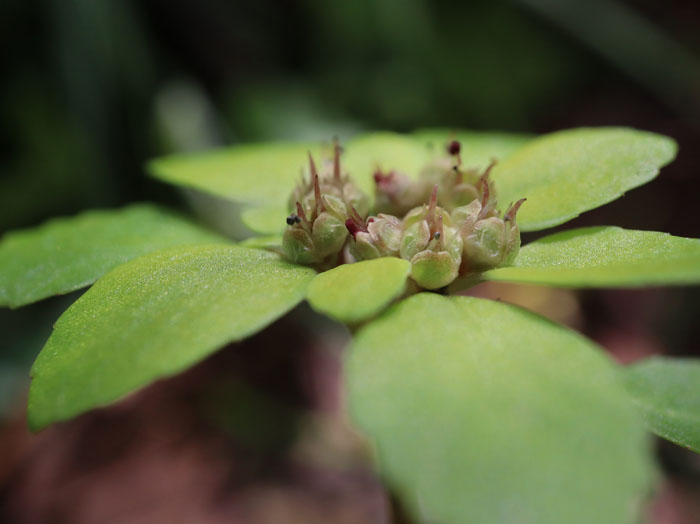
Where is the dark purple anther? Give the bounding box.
[447,140,461,156]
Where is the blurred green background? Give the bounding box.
[3,0,700,233]
[2,1,700,520]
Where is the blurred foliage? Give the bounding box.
[2,0,699,231]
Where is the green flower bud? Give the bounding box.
[456,196,526,272]
[400,186,463,290]
[282,224,315,265]
[451,177,499,230]
[410,249,459,290]
[311,211,347,258]
[289,142,370,221]
[409,221,463,290]
[282,166,351,266]
[346,211,402,261]
[321,193,348,221]
[400,219,431,261]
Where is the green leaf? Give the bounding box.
[28,245,315,430]
[623,356,700,453]
[413,128,532,168]
[238,234,283,250]
[347,294,653,524]
[306,258,411,324]
[494,127,677,231]
[485,226,700,287]
[149,141,319,207]
[0,204,227,308]
[241,203,289,236]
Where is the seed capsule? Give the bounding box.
[454,190,526,272]
[399,186,463,290]
[282,169,350,266]
[346,209,402,261]
[283,144,371,266]
[288,142,370,223]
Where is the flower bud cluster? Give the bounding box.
[373,139,498,216]
[282,143,370,266]
[452,182,525,272]
[282,138,526,290]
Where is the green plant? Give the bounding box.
[2,127,700,523]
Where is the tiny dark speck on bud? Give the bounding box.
[286,215,297,225]
[434,232,441,239]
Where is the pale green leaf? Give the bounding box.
[485,226,700,287]
[306,258,411,324]
[148,141,319,207]
[347,294,653,524]
[624,357,700,453]
[241,203,289,235]
[28,245,315,430]
[413,128,532,168]
[238,234,283,250]
[0,204,227,308]
[494,127,677,231]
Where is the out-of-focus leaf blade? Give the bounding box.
[347,293,652,524]
[413,128,533,168]
[624,357,700,453]
[238,234,283,250]
[28,245,315,430]
[241,204,289,235]
[306,258,411,324]
[494,127,677,231]
[148,141,319,206]
[0,204,227,308]
[485,226,700,287]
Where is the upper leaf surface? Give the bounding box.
[494,127,677,231]
[347,293,652,524]
[28,244,316,430]
[485,226,700,287]
[0,204,227,308]
[149,141,319,206]
[306,258,411,324]
[623,356,700,453]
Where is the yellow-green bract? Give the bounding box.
[27,245,315,430]
[0,204,227,308]
[347,294,653,524]
[623,357,700,453]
